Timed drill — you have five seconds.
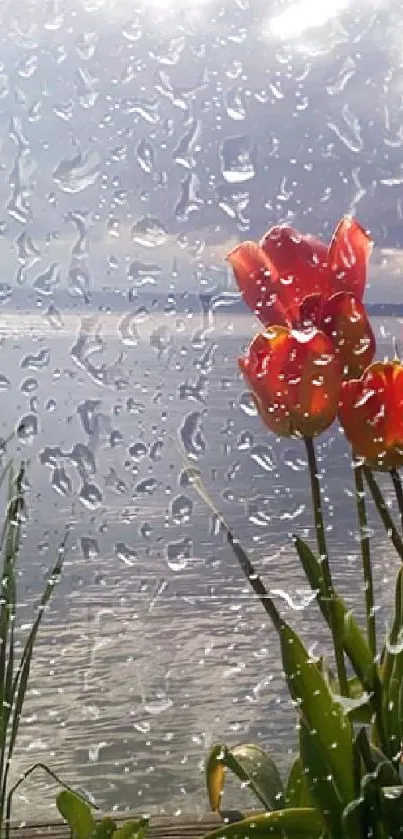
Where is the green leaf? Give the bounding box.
[294,537,378,694]
[94,818,117,839]
[56,790,95,839]
[384,677,402,761]
[316,662,373,724]
[378,569,403,761]
[299,718,344,838]
[206,743,284,812]
[354,728,401,836]
[380,567,403,691]
[356,729,400,786]
[285,758,312,809]
[280,621,357,811]
[112,818,149,839]
[199,810,323,839]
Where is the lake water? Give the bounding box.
[2,302,403,822]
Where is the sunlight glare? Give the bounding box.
[268,0,350,39]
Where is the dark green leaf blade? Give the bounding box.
[285,757,312,809]
[228,744,284,810]
[206,743,284,812]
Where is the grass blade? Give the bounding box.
[0,465,24,800]
[1,528,69,811]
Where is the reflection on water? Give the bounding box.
[1,308,401,821]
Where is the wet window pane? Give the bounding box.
[1,0,401,822]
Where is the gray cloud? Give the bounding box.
[0,0,401,301]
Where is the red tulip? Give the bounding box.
[227,216,375,378]
[239,326,342,438]
[339,361,403,469]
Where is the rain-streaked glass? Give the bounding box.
[0,0,401,821]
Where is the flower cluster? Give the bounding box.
[228,216,403,469]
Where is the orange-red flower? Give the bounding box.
[240,326,342,438]
[227,216,375,378]
[339,361,403,469]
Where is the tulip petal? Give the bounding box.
[387,364,403,457]
[259,225,332,321]
[239,327,292,436]
[328,217,373,302]
[319,291,376,379]
[239,326,341,439]
[226,242,288,328]
[299,293,323,328]
[285,329,341,437]
[339,362,403,469]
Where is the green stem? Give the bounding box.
[226,528,282,633]
[391,467,403,532]
[363,467,403,562]
[354,462,376,660]
[304,437,348,696]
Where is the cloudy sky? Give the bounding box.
[0,0,402,303]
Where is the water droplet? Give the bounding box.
[150,440,163,462]
[33,263,60,296]
[51,467,72,496]
[239,391,258,416]
[79,481,102,510]
[114,542,137,566]
[0,375,11,392]
[81,537,99,559]
[17,413,38,443]
[224,86,246,120]
[129,441,147,461]
[175,172,203,221]
[179,411,205,460]
[166,537,193,571]
[127,260,161,288]
[20,377,38,394]
[250,445,276,472]
[68,264,91,302]
[247,496,272,526]
[53,150,101,193]
[21,349,50,370]
[144,695,173,715]
[220,135,255,183]
[150,325,172,358]
[173,117,201,169]
[135,478,158,495]
[136,139,155,173]
[171,494,193,524]
[236,430,253,450]
[131,216,168,248]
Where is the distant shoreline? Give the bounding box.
[0,288,401,318]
